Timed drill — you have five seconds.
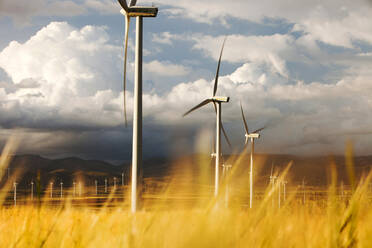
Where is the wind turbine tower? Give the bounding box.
[95,180,98,196]
[269,165,277,206]
[50,182,53,199]
[13,182,17,206]
[116,0,158,213]
[222,162,232,207]
[278,179,281,209]
[283,180,288,202]
[79,182,82,197]
[73,181,76,197]
[105,178,108,193]
[240,103,265,208]
[31,181,34,200]
[302,179,306,204]
[60,182,63,198]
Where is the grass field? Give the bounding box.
[1,141,372,247]
[0,182,371,247]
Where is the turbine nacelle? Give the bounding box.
[246,133,260,139]
[211,96,230,103]
[120,7,158,17]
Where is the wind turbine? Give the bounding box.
[31,181,34,200]
[60,182,63,198]
[269,165,277,207]
[105,178,108,193]
[95,180,98,196]
[222,162,232,207]
[282,180,288,202]
[79,182,82,197]
[278,179,281,209]
[183,38,231,197]
[117,0,158,213]
[240,102,265,208]
[73,181,76,197]
[302,179,306,205]
[13,182,17,206]
[50,182,53,199]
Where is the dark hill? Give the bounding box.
[2,153,372,189]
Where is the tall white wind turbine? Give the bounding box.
[183,38,231,197]
[240,103,265,208]
[117,0,158,213]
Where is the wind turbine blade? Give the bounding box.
[213,37,227,97]
[253,126,266,133]
[221,122,232,148]
[122,14,131,127]
[240,101,249,135]
[183,99,212,117]
[129,0,137,6]
[117,0,129,11]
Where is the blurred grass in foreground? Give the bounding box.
[0,139,372,247]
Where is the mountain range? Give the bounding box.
[2,153,372,189]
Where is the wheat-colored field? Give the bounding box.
[0,183,371,247]
[1,140,372,247]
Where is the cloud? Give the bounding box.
[83,0,118,14]
[152,32,181,45]
[0,22,123,129]
[0,21,372,160]
[154,0,372,48]
[0,0,86,25]
[145,60,189,77]
[191,34,293,78]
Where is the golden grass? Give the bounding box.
[0,191,371,247]
[0,139,372,247]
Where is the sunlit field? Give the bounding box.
[1,141,372,247]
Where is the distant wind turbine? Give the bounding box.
[282,180,288,202]
[13,182,17,206]
[79,182,82,197]
[31,181,34,200]
[50,182,53,199]
[73,181,76,197]
[240,102,265,208]
[278,179,281,209]
[105,178,108,193]
[302,179,306,204]
[183,38,231,196]
[95,180,98,196]
[60,182,63,198]
[117,0,158,213]
[269,164,277,207]
[222,162,232,207]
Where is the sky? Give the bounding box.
[0,0,372,162]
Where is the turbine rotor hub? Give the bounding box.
[211,96,229,103]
